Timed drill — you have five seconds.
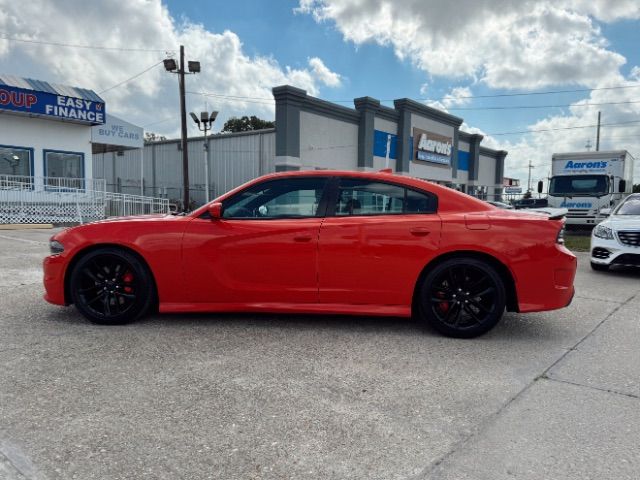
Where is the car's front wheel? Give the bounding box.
[69,247,155,325]
[418,257,506,338]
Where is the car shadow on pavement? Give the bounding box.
[128,310,566,342]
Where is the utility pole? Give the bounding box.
[527,160,534,193]
[163,46,201,212]
[178,46,189,212]
[596,111,601,152]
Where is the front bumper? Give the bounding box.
[590,234,640,267]
[43,254,68,305]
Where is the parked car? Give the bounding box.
[44,170,576,338]
[486,200,514,209]
[590,193,640,271]
[512,197,549,209]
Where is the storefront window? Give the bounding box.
[45,150,84,189]
[0,145,32,177]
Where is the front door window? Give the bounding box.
[222,177,329,219]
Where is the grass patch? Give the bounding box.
[564,234,591,252]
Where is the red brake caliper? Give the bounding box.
[436,291,449,313]
[123,272,134,293]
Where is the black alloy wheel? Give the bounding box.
[419,257,506,338]
[69,247,154,325]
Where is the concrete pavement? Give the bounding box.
[0,228,638,479]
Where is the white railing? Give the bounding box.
[105,192,170,217]
[0,174,169,224]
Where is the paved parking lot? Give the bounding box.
[1,228,639,480]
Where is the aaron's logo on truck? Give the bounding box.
[564,160,608,170]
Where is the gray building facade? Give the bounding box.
[273,85,507,199]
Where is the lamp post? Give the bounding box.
[190,111,218,203]
[164,46,200,212]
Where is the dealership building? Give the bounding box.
[0,75,164,224]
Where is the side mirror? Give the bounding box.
[618,179,626,193]
[599,207,611,217]
[208,202,223,219]
[537,181,543,194]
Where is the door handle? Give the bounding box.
[293,235,313,242]
[410,228,430,236]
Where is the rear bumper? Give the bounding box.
[43,254,68,305]
[515,245,577,313]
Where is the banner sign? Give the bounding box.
[413,127,452,166]
[91,114,143,149]
[0,84,105,125]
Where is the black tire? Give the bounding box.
[69,247,155,325]
[590,262,609,271]
[418,257,506,338]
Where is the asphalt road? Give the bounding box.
[0,228,639,480]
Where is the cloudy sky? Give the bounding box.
[1,0,639,184]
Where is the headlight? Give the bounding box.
[593,224,614,240]
[49,240,64,255]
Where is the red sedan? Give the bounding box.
[43,170,576,338]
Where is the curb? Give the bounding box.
[0,224,54,230]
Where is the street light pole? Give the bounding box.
[190,111,218,204]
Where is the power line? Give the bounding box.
[142,117,175,128]
[449,99,640,111]
[488,119,640,136]
[99,61,164,94]
[0,32,170,53]
[188,90,640,111]
[432,84,640,101]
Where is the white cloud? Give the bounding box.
[297,0,635,90]
[442,87,472,108]
[308,57,342,87]
[0,0,343,136]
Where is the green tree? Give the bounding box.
[222,116,274,133]
[144,132,166,143]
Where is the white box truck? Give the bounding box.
[544,150,635,227]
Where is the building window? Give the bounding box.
[44,150,84,189]
[0,145,32,177]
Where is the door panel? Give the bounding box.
[318,214,442,306]
[182,217,322,304]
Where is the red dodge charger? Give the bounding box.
[43,170,576,338]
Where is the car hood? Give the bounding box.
[87,213,179,224]
[607,215,640,230]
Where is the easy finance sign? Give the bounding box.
[0,84,105,125]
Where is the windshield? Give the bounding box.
[548,175,609,197]
[614,196,640,215]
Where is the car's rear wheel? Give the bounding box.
[590,261,609,271]
[69,247,154,325]
[418,257,506,338]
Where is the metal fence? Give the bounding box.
[105,192,172,217]
[0,174,170,224]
